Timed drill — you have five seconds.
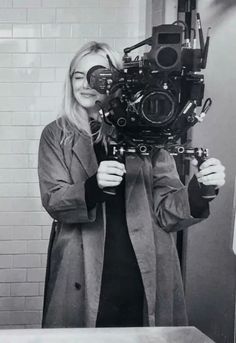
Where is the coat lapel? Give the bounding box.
[125,153,144,203]
[71,133,98,180]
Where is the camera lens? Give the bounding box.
[141,91,175,127]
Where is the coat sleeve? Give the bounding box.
[38,124,96,224]
[152,149,209,232]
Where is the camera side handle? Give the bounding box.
[169,146,217,200]
[103,186,117,196]
[196,156,217,200]
[103,143,125,196]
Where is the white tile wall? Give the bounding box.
[71,23,99,37]
[0,68,55,82]
[0,256,13,269]
[42,23,71,37]
[13,255,41,268]
[12,54,41,67]
[0,24,12,37]
[0,84,41,96]
[0,169,38,183]
[0,0,13,8]
[0,285,11,297]
[13,0,41,8]
[0,297,25,311]
[13,24,41,37]
[25,296,43,310]
[0,0,161,329]
[0,39,27,52]
[27,9,56,24]
[0,9,26,23]
[27,39,56,52]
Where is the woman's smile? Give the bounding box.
[80,92,96,97]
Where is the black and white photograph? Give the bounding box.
[0,1,235,342]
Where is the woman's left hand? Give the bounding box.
[193,158,226,189]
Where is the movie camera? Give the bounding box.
[87,13,212,156]
[87,12,215,198]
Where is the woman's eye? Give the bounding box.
[72,73,84,80]
[74,76,83,80]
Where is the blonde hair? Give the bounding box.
[57,41,123,145]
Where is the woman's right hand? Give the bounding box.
[96,160,126,190]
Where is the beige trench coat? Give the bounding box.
[38,120,208,328]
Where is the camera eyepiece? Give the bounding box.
[87,65,108,94]
[87,65,120,94]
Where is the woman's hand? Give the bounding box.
[96,160,126,190]
[193,157,226,189]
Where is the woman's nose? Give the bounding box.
[82,76,90,89]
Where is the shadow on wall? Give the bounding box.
[202,0,236,29]
[211,0,236,16]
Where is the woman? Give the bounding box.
[38,41,225,328]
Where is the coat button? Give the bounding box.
[74,282,81,290]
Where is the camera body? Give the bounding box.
[87,17,210,151]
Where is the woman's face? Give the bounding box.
[71,53,108,113]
